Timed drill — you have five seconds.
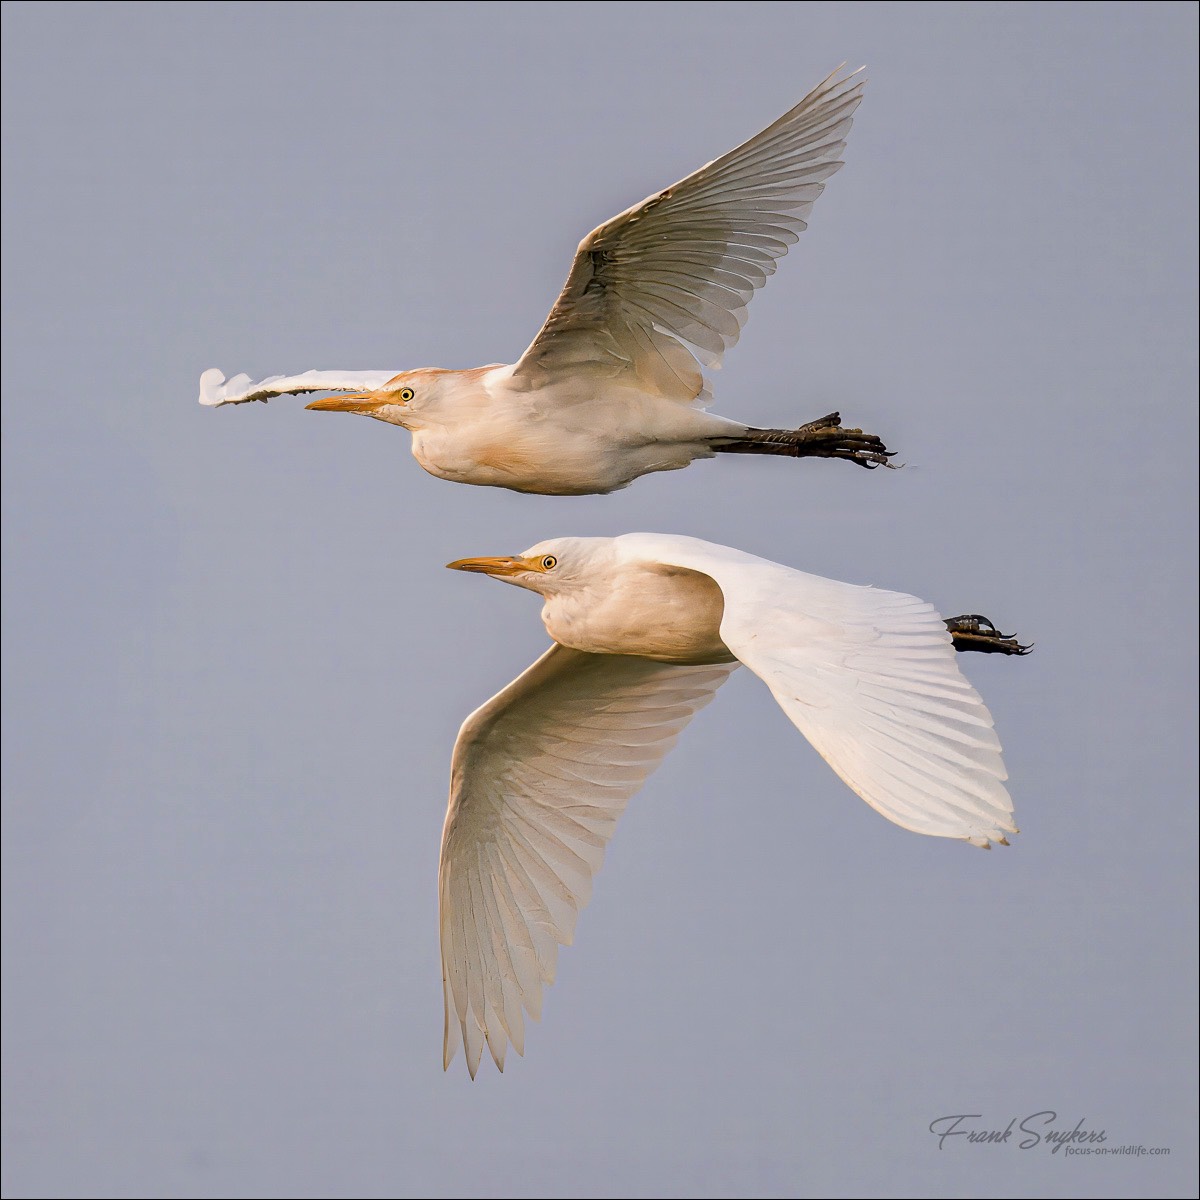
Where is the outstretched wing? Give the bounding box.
[197,367,401,407]
[439,643,737,1077]
[511,66,864,404]
[614,535,1018,848]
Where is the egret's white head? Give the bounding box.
[305,367,485,428]
[446,537,614,596]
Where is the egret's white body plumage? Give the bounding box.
[441,534,1018,1076]
[199,68,885,494]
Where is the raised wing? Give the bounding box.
[197,367,401,407]
[439,643,736,1077]
[614,535,1018,848]
[511,66,864,404]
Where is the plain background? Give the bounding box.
[2,3,1196,1197]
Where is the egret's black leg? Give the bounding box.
[946,614,1032,655]
[713,412,895,469]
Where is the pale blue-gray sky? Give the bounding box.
[2,3,1196,1197]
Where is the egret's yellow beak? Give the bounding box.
[305,392,387,413]
[445,556,530,577]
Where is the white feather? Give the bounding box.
[438,644,736,1076]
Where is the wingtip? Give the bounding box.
[198,367,256,407]
[827,62,867,85]
[197,367,227,406]
[965,830,1016,849]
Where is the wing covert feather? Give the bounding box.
[439,643,737,1076]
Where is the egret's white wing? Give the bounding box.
[197,367,401,407]
[614,535,1017,847]
[512,66,864,404]
[440,643,736,1076]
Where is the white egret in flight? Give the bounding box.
[439,534,1030,1075]
[199,67,896,494]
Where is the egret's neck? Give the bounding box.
[413,366,512,431]
[540,564,733,665]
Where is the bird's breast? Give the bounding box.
[406,383,727,495]
[543,565,736,665]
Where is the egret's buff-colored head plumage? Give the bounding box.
[446,538,610,596]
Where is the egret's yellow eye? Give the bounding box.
[397,387,415,402]
[541,555,557,570]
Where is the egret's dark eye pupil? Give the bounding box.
[543,556,557,569]
[399,388,414,401]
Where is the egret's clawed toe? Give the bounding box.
[946,614,1033,655]
[714,412,896,470]
[797,411,896,469]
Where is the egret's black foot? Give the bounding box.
[714,412,896,470]
[946,614,1033,655]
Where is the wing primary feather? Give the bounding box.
[511,67,866,400]
[439,644,734,1073]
